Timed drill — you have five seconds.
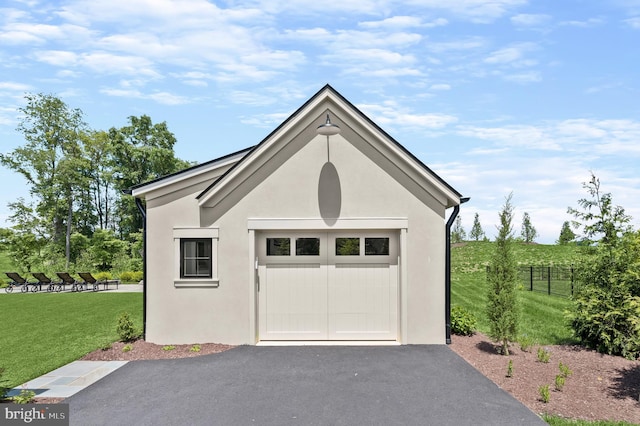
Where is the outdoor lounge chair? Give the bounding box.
[78,272,120,291]
[4,272,39,293]
[32,272,63,293]
[56,272,86,292]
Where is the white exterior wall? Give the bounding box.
[144,131,447,345]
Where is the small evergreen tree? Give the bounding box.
[470,213,485,241]
[487,193,519,355]
[520,212,538,243]
[451,216,466,243]
[557,221,576,245]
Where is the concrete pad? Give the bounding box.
[7,361,128,398]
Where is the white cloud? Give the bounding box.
[359,101,458,129]
[100,87,188,105]
[359,16,448,29]
[624,16,640,28]
[559,17,604,27]
[430,84,451,91]
[0,82,32,91]
[510,13,552,27]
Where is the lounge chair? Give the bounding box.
[56,272,86,292]
[78,272,120,291]
[4,272,39,293]
[32,272,63,293]
[5,272,28,293]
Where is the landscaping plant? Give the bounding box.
[538,384,550,403]
[554,374,565,391]
[451,305,477,336]
[116,311,139,342]
[506,360,513,378]
[537,347,551,363]
[486,193,519,355]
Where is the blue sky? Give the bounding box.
[1,0,639,243]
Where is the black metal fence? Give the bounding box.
[486,266,576,298]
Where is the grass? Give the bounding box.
[451,241,589,345]
[543,415,639,426]
[0,292,142,388]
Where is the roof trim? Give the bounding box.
[129,146,253,197]
[196,84,462,206]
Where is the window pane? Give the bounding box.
[365,238,389,255]
[180,238,212,278]
[267,238,290,256]
[336,238,359,256]
[296,238,320,256]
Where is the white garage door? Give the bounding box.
[257,231,398,341]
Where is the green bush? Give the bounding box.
[94,271,113,281]
[451,305,477,336]
[116,311,139,342]
[119,271,143,283]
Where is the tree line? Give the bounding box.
[0,93,191,273]
[451,209,578,245]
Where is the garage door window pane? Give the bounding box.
[296,238,320,255]
[336,238,359,255]
[267,238,290,256]
[365,238,389,255]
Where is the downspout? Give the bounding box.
[445,196,470,344]
[134,197,147,341]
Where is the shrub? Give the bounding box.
[119,271,143,283]
[518,334,535,352]
[451,305,477,336]
[116,312,139,342]
[554,375,565,391]
[162,345,175,351]
[558,362,572,378]
[11,389,35,404]
[537,347,551,363]
[538,384,550,403]
[94,271,113,281]
[122,344,133,353]
[0,367,7,400]
[190,344,201,352]
[506,360,513,378]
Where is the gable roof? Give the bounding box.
[196,84,462,209]
[129,146,252,198]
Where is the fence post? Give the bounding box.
[547,266,551,295]
[530,266,533,292]
[571,264,574,296]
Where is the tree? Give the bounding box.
[567,174,639,359]
[486,193,519,355]
[557,221,576,245]
[110,115,191,238]
[0,93,88,267]
[470,213,485,241]
[520,212,538,243]
[451,216,466,243]
[567,172,632,246]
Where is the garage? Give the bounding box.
[257,231,398,341]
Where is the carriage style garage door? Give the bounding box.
[257,231,398,341]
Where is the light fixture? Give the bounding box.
[316,114,341,136]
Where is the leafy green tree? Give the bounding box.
[568,173,639,359]
[83,130,117,231]
[486,193,519,355]
[110,115,191,238]
[557,221,576,245]
[451,216,466,243]
[567,172,632,245]
[0,93,88,266]
[469,212,485,241]
[569,230,640,359]
[520,212,538,243]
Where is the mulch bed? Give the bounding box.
[449,332,640,423]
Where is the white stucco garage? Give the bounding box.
[129,85,464,346]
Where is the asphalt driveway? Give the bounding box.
[66,345,545,425]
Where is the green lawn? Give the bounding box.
[543,415,639,426]
[0,292,142,388]
[451,241,589,345]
